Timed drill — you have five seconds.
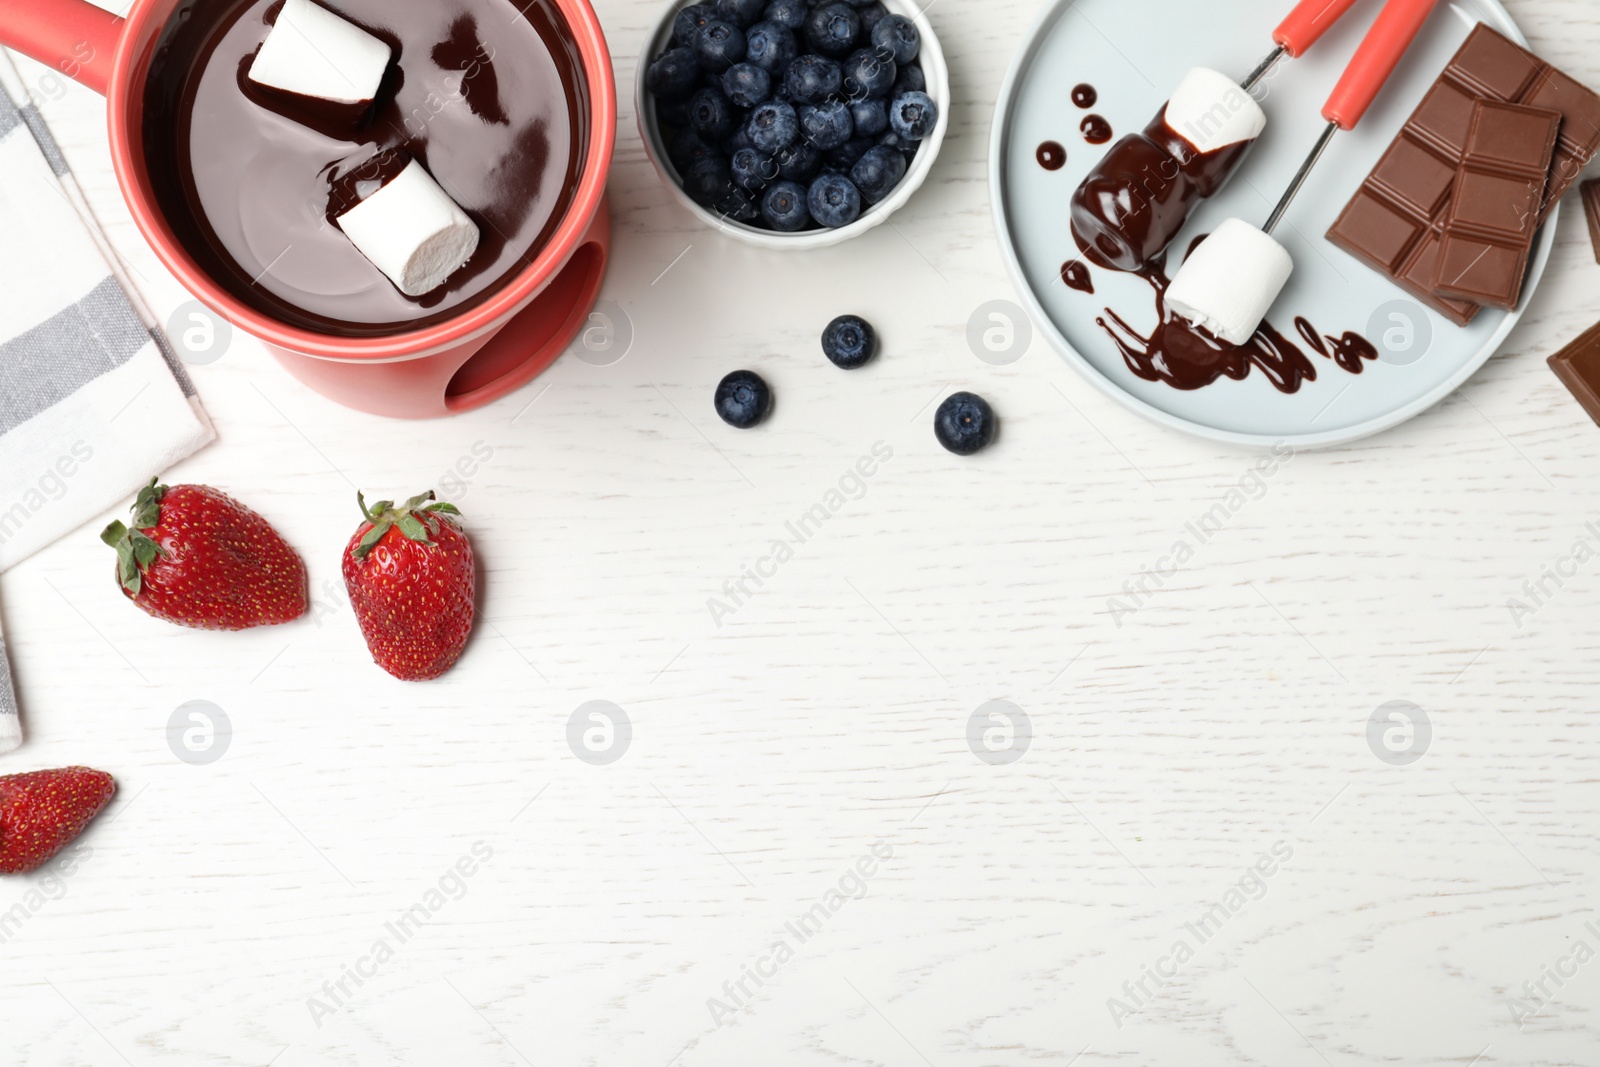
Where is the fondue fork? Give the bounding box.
[1165,0,1443,345]
[1243,0,1372,90]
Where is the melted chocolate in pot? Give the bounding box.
[143,0,589,336]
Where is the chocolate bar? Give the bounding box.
[1327,24,1600,326]
[1431,100,1558,309]
[1582,179,1600,264]
[1549,320,1600,427]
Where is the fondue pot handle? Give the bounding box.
[0,0,123,96]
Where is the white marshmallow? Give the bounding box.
[1165,218,1293,346]
[1163,68,1267,155]
[335,159,480,297]
[248,0,391,105]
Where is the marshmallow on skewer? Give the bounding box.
[334,156,480,297]
[1163,67,1267,155]
[1165,218,1293,346]
[249,0,391,106]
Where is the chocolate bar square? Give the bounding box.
[1431,101,1558,310]
[1549,321,1600,428]
[1583,179,1600,264]
[1327,24,1600,326]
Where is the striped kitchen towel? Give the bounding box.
[0,53,216,752]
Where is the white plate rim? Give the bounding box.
[987,0,1556,450]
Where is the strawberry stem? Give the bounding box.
[352,490,463,562]
[101,477,170,595]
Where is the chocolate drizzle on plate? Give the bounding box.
[1036,140,1067,170]
[1071,83,1097,108]
[1295,318,1379,374]
[1080,114,1112,144]
[1060,259,1092,294]
[1089,237,1376,394]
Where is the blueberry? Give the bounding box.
[822,314,877,369]
[889,90,937,140]
[849,143,906,201]
[877,129,916,158]
[761,179,811,230]
[715,0,765,28]
[693,20,747,72]
[747,99,799,153]
[798,99,853,150]
[826,136,874,170]
[689,87,737,140]
[673,4,716,45]
[934,392,996,455]
[870,14,919,65]
[858,1,890,33]
[892,63,925,96]
[655,95,693,129]
[850,98,888,136]
[807,172,862,228]
[684,156,735,206]
[715,370,773,428]
[776,141,822,182]
[842,47,896,99]
[783,54,842,105]
[721,62,771,107]
[714,185,761,221]
[668,129,723,172]
[763,0,806,29]
[723,124,754,154]
[646,47,701,98]
[805,2,861,58]
[744,20,799,74]
[731,146,776,190]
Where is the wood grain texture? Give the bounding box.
[4,0,1600,1063]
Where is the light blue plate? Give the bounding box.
[990,0,1551,447]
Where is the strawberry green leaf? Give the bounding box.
[396,513,431,544]
[115,540,140,595]
[354,523,388,561]
[129,477,165,530]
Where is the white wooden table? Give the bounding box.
[5,0,1600,1063]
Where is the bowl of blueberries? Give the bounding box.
[637,0,948,247]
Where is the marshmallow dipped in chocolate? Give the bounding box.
[244,0,481,300]
[145,0,584,333]
[1064,70,1377,393]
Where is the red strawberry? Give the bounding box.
[102,478,308,630]
[342,490,475,681]
[0,767,115,874]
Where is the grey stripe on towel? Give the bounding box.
[0,275,152,434]
[0,645,13,722]
[20,103,69,176]
[0,91,19,142]
[0,86,68,175]
[149,326,198,398]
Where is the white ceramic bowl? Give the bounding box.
[636,0,949,250]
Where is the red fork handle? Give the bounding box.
[1323,0,1442,129]
[1273,0,1367,59]
[0,0,123,96]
